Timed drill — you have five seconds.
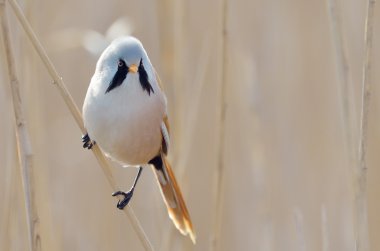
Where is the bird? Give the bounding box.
[81,36,195,243]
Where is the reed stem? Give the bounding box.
[355,0,376,250]
[211,0,228,250]
[6,0,154,250]
[0,3,40,250]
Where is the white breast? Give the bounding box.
[83,71,166,165]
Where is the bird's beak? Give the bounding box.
[129,64,138,73]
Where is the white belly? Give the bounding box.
[83,73,166,165]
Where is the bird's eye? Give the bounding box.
[118,60,125,67]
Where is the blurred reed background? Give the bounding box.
[1,0,380,250]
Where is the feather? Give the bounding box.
[151,68,195,242]
[161,119,170,155]
[149,153,196,243]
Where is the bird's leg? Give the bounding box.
[82,133,95,149]
[112,166,143,209]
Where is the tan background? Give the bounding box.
[1,0,380,250]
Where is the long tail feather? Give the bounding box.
[149,153,196,243]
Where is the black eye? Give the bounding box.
[118,60,125,68]
[105,59,128,93]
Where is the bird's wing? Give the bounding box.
[152,68,196,243]
[161,118,170,155]
[154,68,170,155]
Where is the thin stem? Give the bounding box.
[211,0,228,250]
[356,0,376,250]
[176,35,211,178]
[7,0,84,131]
[0,3,40,251]
[326,0,357,167]
[160,35,211,251]
[325,1,358,248]
[6,0,154,250]
[1,107,19,250]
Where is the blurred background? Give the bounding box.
[1,0,380,250]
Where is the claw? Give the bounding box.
[82,133,95,149]
[112,190,134,209]
[111,167,142,210]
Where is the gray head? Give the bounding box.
[95,36,155,94]
[96,36,150,71]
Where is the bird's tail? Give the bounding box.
[149,153,196,243]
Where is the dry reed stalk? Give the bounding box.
[6,0,154,250]
[211,0,228,250]
[160,35,211,251]
[0,3,40,251]
[171,0,185,163]
[2,176,15,251]
[326,0,357,168]
[1,137,16,251]
[154,3,180,249]
[0,85,17,250]
[356,0,376,250]
[176,35,210,178]
[325,1,358,249]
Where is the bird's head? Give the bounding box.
[95,36,154,94]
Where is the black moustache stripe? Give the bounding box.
[105,59,128,93]
[138,59,154,96]
[105,58,155,95]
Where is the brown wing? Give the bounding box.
[153,69,195,242]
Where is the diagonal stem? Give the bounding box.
[5,0,154,250]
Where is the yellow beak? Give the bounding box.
[129,64,138,73]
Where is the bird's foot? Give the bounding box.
[82,133,95,149]
[112,190,134,209]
